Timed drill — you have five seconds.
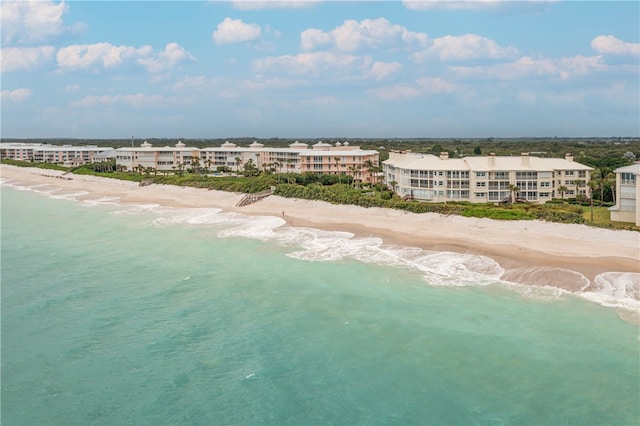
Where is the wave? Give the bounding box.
[2,177,637,313]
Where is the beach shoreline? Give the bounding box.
[2,164,639,296]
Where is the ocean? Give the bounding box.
[1,181,639,425]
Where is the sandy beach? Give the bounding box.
[2,165,639,293]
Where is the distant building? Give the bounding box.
[382,151,592,204]
[609,163,640,226]
[0,143,114,167]
[116,141,380,184]
[115,141,200,173]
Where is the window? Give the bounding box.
[621,173,636,184]
[476,181,486,188]
[565,170,574,176]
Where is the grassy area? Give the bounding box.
[581,206,640,231]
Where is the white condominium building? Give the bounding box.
[609,163,640,226]
[116,140,380,183]
[115,141,200,172]
[1,143,114,166]
[383,151,593,204]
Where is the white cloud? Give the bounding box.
[212,18,261,44]
[403,0,503,11]
[137,43,195,73]
[1,0,84,44]
[452,55,605,80]
[416,77,460,93]
[367,85,422,101]
[368,76,460,102]
[57,42,151,70]
[402,0,557,11]
[365,62,403,80]
[56,42,192,72]
[170,76,210,91]
[412,34,518,61]
[65,84,80,92]
[231,0,319,9]
[591,35,640,57]
[71,93,166,108]
[301,18,429,52]
[1,46,55,72]
[255,52,371,76]
[255,52,406,83]
[1,88,33,102]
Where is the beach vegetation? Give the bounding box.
[1,158,626,227]
[0,158,68,171]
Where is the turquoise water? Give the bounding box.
[1,185,639,425]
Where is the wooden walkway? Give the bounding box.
[236,189,274,207]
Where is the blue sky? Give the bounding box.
[1,0,639,139]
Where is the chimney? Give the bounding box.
[488,152,496,167]
[440,152,449,160]
[565,153,573,162]
[521,152,530,167]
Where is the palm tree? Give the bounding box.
[334,157,342,184]
[508,184,520,204]
[574,179,585,199]
[235,157,242,173]
[363,159,374,185]
[604,171,616,204]
[587,179,598,222]
[557,185,568,199]
[203,158,212,175]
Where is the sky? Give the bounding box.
[1,0,639,139]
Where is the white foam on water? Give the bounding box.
[82,196,121,206]
[4,178,637,313]
[1,179,63,194]
[49,191,90,200]
[580,272,640,311]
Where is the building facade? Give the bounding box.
[383,151,592,204]
[116,141,380,183]
[609,163,640,226]
[1,143,114,166]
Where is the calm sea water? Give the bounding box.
[1,182,639,425]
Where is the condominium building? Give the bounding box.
[115,141,200,172]
[609,163,640,226]
[1,143,115,166]
[116,141,380,183]
[382,151,592,204]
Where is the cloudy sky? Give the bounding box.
[1,0,638,139]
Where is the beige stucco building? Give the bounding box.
[116,141,380,184]
[383,151,593,204]
[609,163,640,226]
[1,143,114,166]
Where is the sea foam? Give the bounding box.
[2,177,637,312]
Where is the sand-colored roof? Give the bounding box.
[615,163,640,174]
[385,153,593,172]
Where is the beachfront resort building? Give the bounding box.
[382,151,593,204]
[0,143,115,167]
[609,163,640,226]
[116,141,380,184]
